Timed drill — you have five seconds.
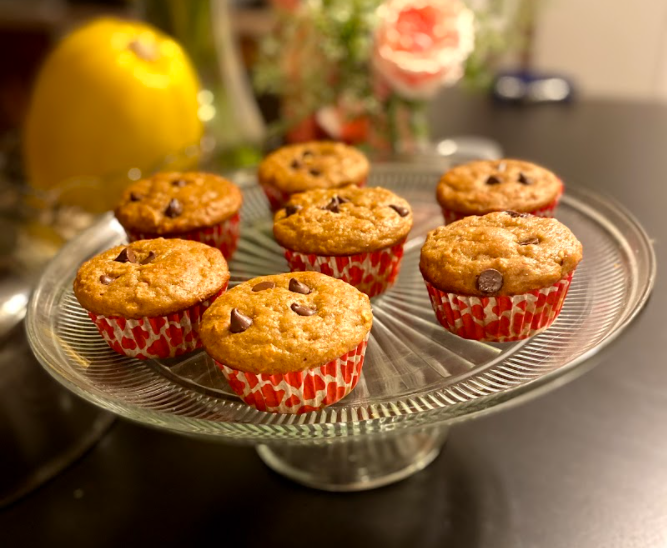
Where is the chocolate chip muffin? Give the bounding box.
[273,186,412,297]
[115,171,243,259]
[436,159,563,224]
[274,185,411,255]
[420,212,582,342]
[74,238,229,359]
[200,272,373,413]
[258,141,369,211]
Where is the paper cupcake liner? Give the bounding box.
[440,183,564,225]
[127,213,240,260]
[88,286,226,360]
[424,270,575,342]
[260,178,367,212]
[260,183,292,213]
[283,240,404,298]
[216,333,369,414]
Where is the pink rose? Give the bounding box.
[372,0,475,100]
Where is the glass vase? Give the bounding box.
[140,0,266,169]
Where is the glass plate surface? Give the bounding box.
[26,164,656,443]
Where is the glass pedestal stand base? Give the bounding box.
[256,426,449,492]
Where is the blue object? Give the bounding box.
[492,71,575,104]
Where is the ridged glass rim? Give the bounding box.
[26,164,656,443]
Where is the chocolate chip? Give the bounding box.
[289,278,311,295]
[165,198,183,218]
[140,251,156,265]
[291,303,316,316]
[505,210,528,218]
[477,269,504,295]
[172,178,188,187]
[114,247,137,263]
[309,168,321,177]
[323,197,340,213]
[285,204,302,217]
[229,308,252,333]
[389,204,409,217]
[518,173,532,185]
[321,195,351,212]
[519,237,540,246]
[252,281,275,292]
[497,162,506,172]
[486,175,502,185]
[99,274,114,285]
[130,192,142,202]
[290,159,301,169]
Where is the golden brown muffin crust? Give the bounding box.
[200,272,373,374]
[273,186,412,255]
[420,212,582,296]
[436,159,563,214]
[115,171,243,234]
[74,239,229,318]
[258,141,369,193]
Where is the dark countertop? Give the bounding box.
[3,93,667,548]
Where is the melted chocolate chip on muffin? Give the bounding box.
[420,212,582,296]
[200,272,372,374]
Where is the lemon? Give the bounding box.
[24,18,203,211]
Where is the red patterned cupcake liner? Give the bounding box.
[216,333,369,414]
[126,213,240,260]
[260,178,367,212]
[284,240,404,298]
[440,183,564,225]
[88,286,226,360]
[260,183,292,213]
[424,270,575,342]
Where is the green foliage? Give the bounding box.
[254,0,381,112]
[254,0,535,129]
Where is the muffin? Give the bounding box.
[258,141,369,211]
[74,238,229,359]
[200,271,373,414]
[420,211,582,342]
[436,159,563,224]
[115,171,243,259]
[273,185,412,297]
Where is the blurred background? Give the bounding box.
[3,0,667,139]
[3,0,667,192]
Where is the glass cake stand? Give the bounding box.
[26,164,656,491]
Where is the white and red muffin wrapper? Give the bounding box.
[424,270,575,342]
[260,182,293,213]
[441,183,564,225]
[126,213,240,261]
[284,240,405,298]
[216,333,369,414]
[88,286,226,360]
[260,179,367,212]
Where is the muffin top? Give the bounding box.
[258,141,369,193]
[74,238,229,318]
[200,271,373,374]
[420,212,582,296]
[115,171,243,235]
[436,159,563,214]
[273,186,412,255]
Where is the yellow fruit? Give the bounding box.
[24,18,203,211]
